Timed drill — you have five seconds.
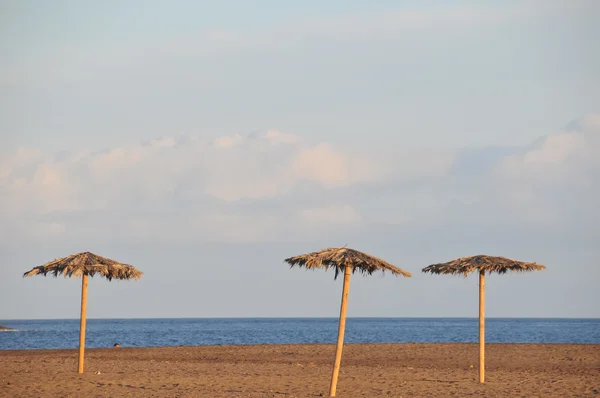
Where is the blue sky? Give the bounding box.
[0,1,599,319]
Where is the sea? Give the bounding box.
[1,318,598,350]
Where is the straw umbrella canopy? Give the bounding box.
[422,254,546,383]
[285,247,411,397]
[23,252,142,373]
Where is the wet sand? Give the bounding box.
[1,343,599,397]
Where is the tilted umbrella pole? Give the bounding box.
[284,247,411,396]
[78,274,89,374]
[329,266,351,397]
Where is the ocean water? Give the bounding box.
[0,318,598,350]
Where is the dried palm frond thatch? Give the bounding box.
[23,251,142,281]
[23,251,142,374]
[285,247,412,279]
[284,247,410,396]
[422,254,546,277]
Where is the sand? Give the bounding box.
[1,343,598,397]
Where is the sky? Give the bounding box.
[1,0,599,320]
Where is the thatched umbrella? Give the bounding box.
[285,247,411,397]
[422,254,546,383]
[23,252,142,374]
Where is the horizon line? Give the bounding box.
[2,316,599,322]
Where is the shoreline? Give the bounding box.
[1,341,599,352]
[1,343,598,397]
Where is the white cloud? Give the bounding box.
[525,133,586,165]
[214,134,245,148]
[263,129,301,144]
[1,115,598,244]
[496,114,600,183]
[0,129,392,242]
[292,143,350,187]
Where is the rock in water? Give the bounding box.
[0,325,14,331]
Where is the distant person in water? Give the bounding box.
[113,343,120,348]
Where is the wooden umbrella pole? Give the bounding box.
[479,269,485,384]
[78,274,89,374]
[329,266,352,397]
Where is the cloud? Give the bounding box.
[292,143,350,187]
[497,114,600,179]
[445,115,600,231]
[0,130,390,243]
[1,115,599,245]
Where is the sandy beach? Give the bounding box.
[1,343,598,397]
